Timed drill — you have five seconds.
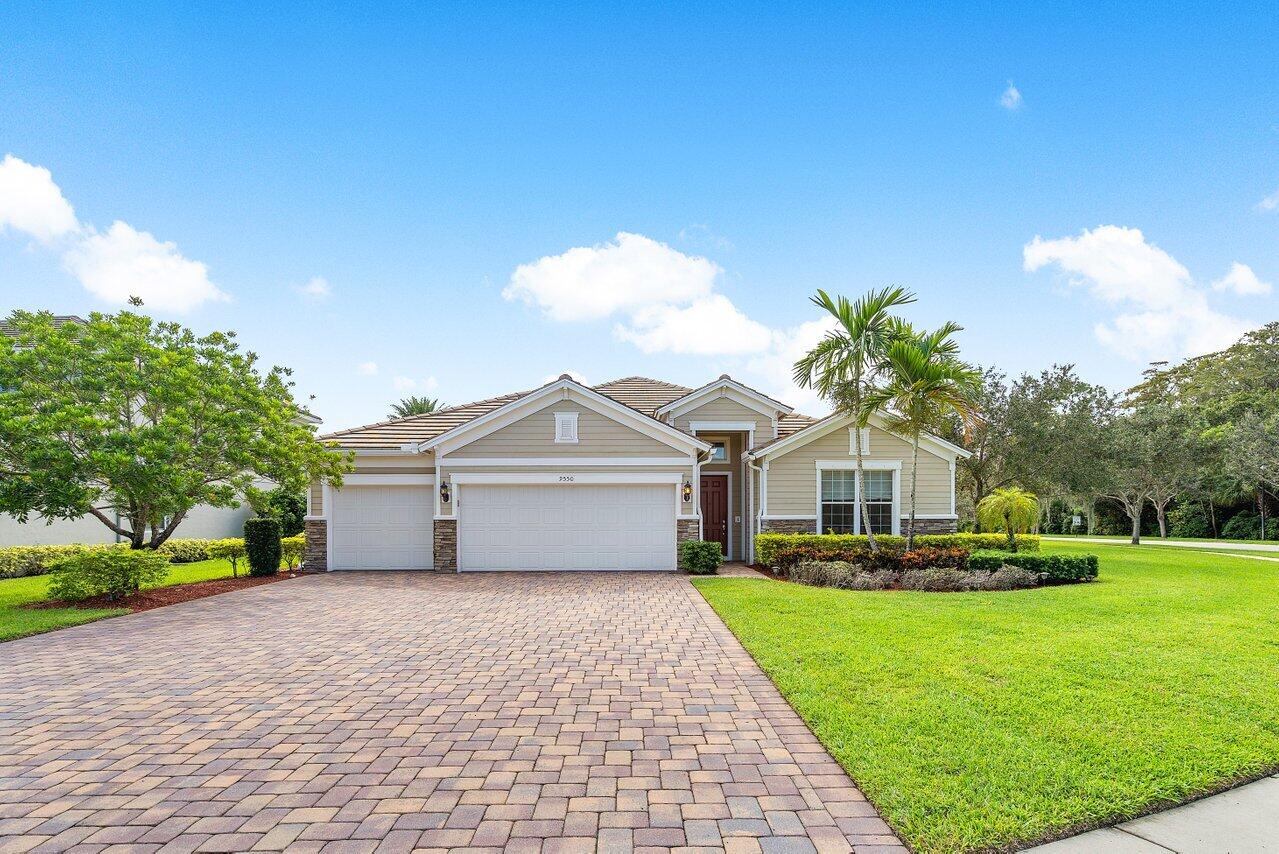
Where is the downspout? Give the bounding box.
[747,453,766,564]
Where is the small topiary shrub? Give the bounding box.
[208,538,247,577]
[155,538,216,563]
[679,540,723,575]
[280,536,305,571]
[48,549,170,601]
[243,518,282,577]
[968,550,1099,583]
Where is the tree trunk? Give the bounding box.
[852,422,877,553]
[1155,500,1168,538]
[1129,501,1142,545]
[1207,500,1218,538]
[906,434,920,550]
[1004,510,1016,552]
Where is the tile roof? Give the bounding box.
[321,375,817,451]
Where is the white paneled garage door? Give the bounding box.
[458,484,675,571]
[330,485,433,570]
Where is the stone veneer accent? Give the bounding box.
[908,517,959,534]
[303,519,328,572]
[761,518,818,534]
[676,519,700,543]
[433,518,458,572]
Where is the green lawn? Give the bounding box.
[0,558,244,643]
[1047,533,1279,547]
[694,542,1279,854]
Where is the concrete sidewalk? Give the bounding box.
[1025,773,1279,853]
[1045,536,1279,553]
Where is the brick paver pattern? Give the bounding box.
[0,572,905,853]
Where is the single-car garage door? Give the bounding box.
[330,485,433,570]
[458,483,675,571]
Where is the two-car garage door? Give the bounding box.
[330,485,433,570]
[458,484,675,571]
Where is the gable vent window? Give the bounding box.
[554,412,579,443]
[848,427,871,455]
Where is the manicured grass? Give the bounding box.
[1047,533,1279,547]
[694,543,1279,853]
[0,558,245,643]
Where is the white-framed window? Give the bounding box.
[848,427,871,455]
[708,441,727,462]
[554,411,579,443]
[818,467,896,535]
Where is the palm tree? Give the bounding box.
[864,324,982,549]
[794,287,916,552]
[389,396,442,419]
[976,487,1040,552]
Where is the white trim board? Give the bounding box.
[338,474,436,486]
[443,457,691,467]
[657,377,793,419]
[689,420,758,433]
[418,377,711,456]
[449,472,686,485]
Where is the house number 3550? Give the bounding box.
[558,475,575,482]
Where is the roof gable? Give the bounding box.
[749,410,971,462]
[656,375,794,419]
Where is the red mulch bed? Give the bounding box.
[29,571,304,613]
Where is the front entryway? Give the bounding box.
[457,483,675,571]
[700,474,729,558]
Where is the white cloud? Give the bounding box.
[1256,187,1279,212]
[295,276,331,299]
[1211,262,1272,296]
[0,154,80,243]
[503,232,720,322]
[0,156,227,312]
[62,221,228,313]
[1000,81,1023,110]
[677,223,733,251]
[1024,225,1257,360]
[357,361,379,376]
[744,317,839,415]
[392,375,439,392]
[615,295,772,356]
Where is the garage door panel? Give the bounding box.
[330,485,433,570]
[459,483,675,571]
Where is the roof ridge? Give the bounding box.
[593,375,693,391]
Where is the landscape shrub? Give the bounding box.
[898,547,969,571]
[47,549,170,601]
[968,550,1099,583]
[243,518,282,577]
[755,532,1038,566]
[208,538,247,577]
[900,568,982,592]
[979,566,1040,591]
[679,540,724,575]
[280,535,305,570]
[155,538,216,563]
[791,560,859,588]
[0,543,125,579]
[1167,504,1213,539]
[1220,512,1279,541]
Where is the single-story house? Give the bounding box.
[308,374,969,571]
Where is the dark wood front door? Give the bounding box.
[700,475,729,557]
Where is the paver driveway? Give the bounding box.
[0,572,904,854]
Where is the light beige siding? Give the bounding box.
[672,397,767,437]
[764,424,953,517]
[311,454,437,518]
[309,481,324,517]
[450,391,684,458]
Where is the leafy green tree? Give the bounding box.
[389,396,442,418]
[794,287,916,552]
[941,367,1012,527]
[255,487,307,537]
[1095,415,1153,545]
[976,487,1039,552]
[864,324,982,549]
[1133,404,1202,538]
[0,310,352,549]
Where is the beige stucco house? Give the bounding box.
[307,374,969,571]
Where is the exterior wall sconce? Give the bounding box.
[682,480,693,503]
[439,481,451,505]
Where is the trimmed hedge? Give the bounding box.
[243,518,281,577]
[48,549,170,601]
[679,540,724,575]
[0,538,223,579]
[281,536,305,570]
[754,532,1039,566]
[155,538,218,563]
[968,550,1099,583]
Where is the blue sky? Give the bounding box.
[2,2,1277,430]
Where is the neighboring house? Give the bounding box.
[308,374,969,571]
[0,314,321,546]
